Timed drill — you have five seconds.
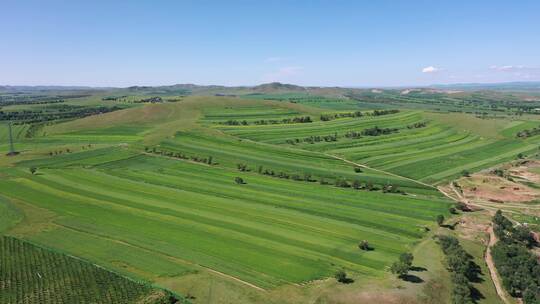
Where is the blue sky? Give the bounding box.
[1,0,539,87]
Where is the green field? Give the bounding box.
[215,107,540,183]
[0,149,451,289]
[2,93,539,303]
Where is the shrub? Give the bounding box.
[334,270,353,283]
[358,240,370,251]
[436,215,445,226]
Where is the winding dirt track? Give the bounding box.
[485,226,512,304]
[326,154,512,304]
[437,185,511,304]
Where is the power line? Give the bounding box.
[6,122,18,156]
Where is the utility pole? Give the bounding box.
[6,122,18,156]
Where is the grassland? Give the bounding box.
[2,91,539,303]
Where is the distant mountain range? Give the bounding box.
[2,81,540,94]
[429,81,540,91]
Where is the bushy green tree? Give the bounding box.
[390,261,409,278]
[334,270,352,283]
[437,214,445,226]
[451,273,473,304]
[358,240,370,251]
[399,252,413,267]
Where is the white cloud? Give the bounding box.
[422,66,440,73]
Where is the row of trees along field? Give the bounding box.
[319,109,400,121]
[220,109,401,126]
[145,149,399,194]
[0,106,122,124]
[145,147,215,165]
[437,235,482,304]
[220,116,312,126]
[491,210,540,304]
[0,93,90,106]
[237,163,404,194]
[516,126,540,138]
[145,149,403,194]
[286,123,426,145]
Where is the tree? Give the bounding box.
[455,202,470,212]
[207,156,213,165]
[335,178,350,188]
[352,180,361,189]
[437,214,445,226]
[29,167,37,175]
[334,270,352,283]
[234,177,245,184]
[390,253,413,278]
[335,270,347,282]
[399,252,414,267]
[514,225,537,248]
[358,240,370,251]
[523,286,540,304]
[451,273,473,304]
[390,261,409,278]
[461,170,470,177]
[449,207,457,214]
[366,182,374,191]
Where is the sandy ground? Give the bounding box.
[457,161,540,204]
[460,175,539,203]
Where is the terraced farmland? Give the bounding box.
[0,148,451,289]
[158,131,436,195]
[214,107,540,183]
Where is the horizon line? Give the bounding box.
[1,80,540,90]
